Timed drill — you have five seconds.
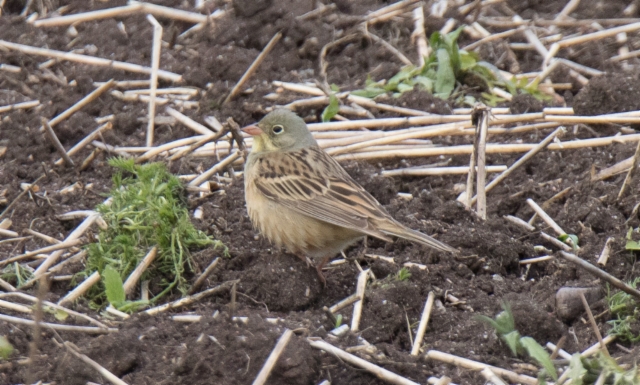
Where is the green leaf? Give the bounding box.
[413,76,433,92]
[0,336,13,360]
[459,53,478,71]
[330,84,340,92]
[494,306,515,334]
[335,314,343,328]
[443,26,464,49]
[434,48,455,98]
[351,88,387,98]
[521,337,558,380]
[559,234,579,250]
[103,265,125,307]
[396,83,414,93]
[54,308,69,321]
[429,31,442,52]
[503,330,522,356]
[387,65,418,88]
[321,93,340,122]
[625,228,640,250]
[566,354,587,385]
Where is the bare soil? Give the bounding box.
[1,0,640,384]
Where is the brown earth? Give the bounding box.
[1,0,640,384]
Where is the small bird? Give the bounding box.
[243,109,456,283]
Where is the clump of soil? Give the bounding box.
[573,72,640,116]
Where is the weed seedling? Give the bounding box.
[607,277,640,342]
[396,267,412,282]
[477,303,557,380]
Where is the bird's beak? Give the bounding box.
[242,125,263,136]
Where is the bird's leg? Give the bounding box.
[357,236,368,260]
[294,253,313,268]
[315,255,333,287]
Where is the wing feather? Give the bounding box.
[252,147,393,241]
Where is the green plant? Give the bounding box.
[396,267,411,281]
[607,277,640,342]
[558,234,579,251]
[1,262,32,287]
[0,336,13,360]
[352,27,547,105]
[566,352,639,385]
[321,84,341,122]
[477,303,557,380]
[83,158,225,307]
[335,314,343,328]
[625,228,640,251]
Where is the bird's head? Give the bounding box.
[242,109,317,153]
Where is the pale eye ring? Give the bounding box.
[272,125,284,134]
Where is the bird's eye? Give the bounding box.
[272,125,284,134]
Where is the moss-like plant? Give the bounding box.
[83,158,225,309]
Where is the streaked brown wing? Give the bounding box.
[252,146,393,241]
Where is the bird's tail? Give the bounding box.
[381,224,457,253]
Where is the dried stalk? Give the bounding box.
[329,293,360,313]
[165,107,215,136]
[308,338,420,385]
[58,271,101,306]
[381,165,506,177]
[224,32,282,105]
[326,123,465,156]
[0,40,181,82]
[475,106,490,218]
[540,232,573,252]
[0,238,82,267]
[136,136,203,163]
[366,31,413,66]
[426,350,537,385]
[54,122,112,166]
[0,314,116,334]
[411,6,429,66]
[558,251,640,300]
[504,215,536,231]
[188,257,220,294]
[0,175,44,220]
[582,335,616,357]
[557,21,640,48]
[32,4,142,27]
[43,119,74,166]
[251,329,294,385]
[597,237,614,266]
[63,342,128,385]
[481,368,507,385]
[144,280,238,315]
[123,246,157,296]
[580,292,609,356]
[146,15,163,147]
[519,256,554,264]
[411,291,435,355]
[617,139,640,200]
[527,199,566,237]
[594,157,633,181]
[469,126,564,205]
[1,291,107,328]
[351,269,369,332]
[188,151,241,187]
[28,215,98,283]
[0,100,40,113]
